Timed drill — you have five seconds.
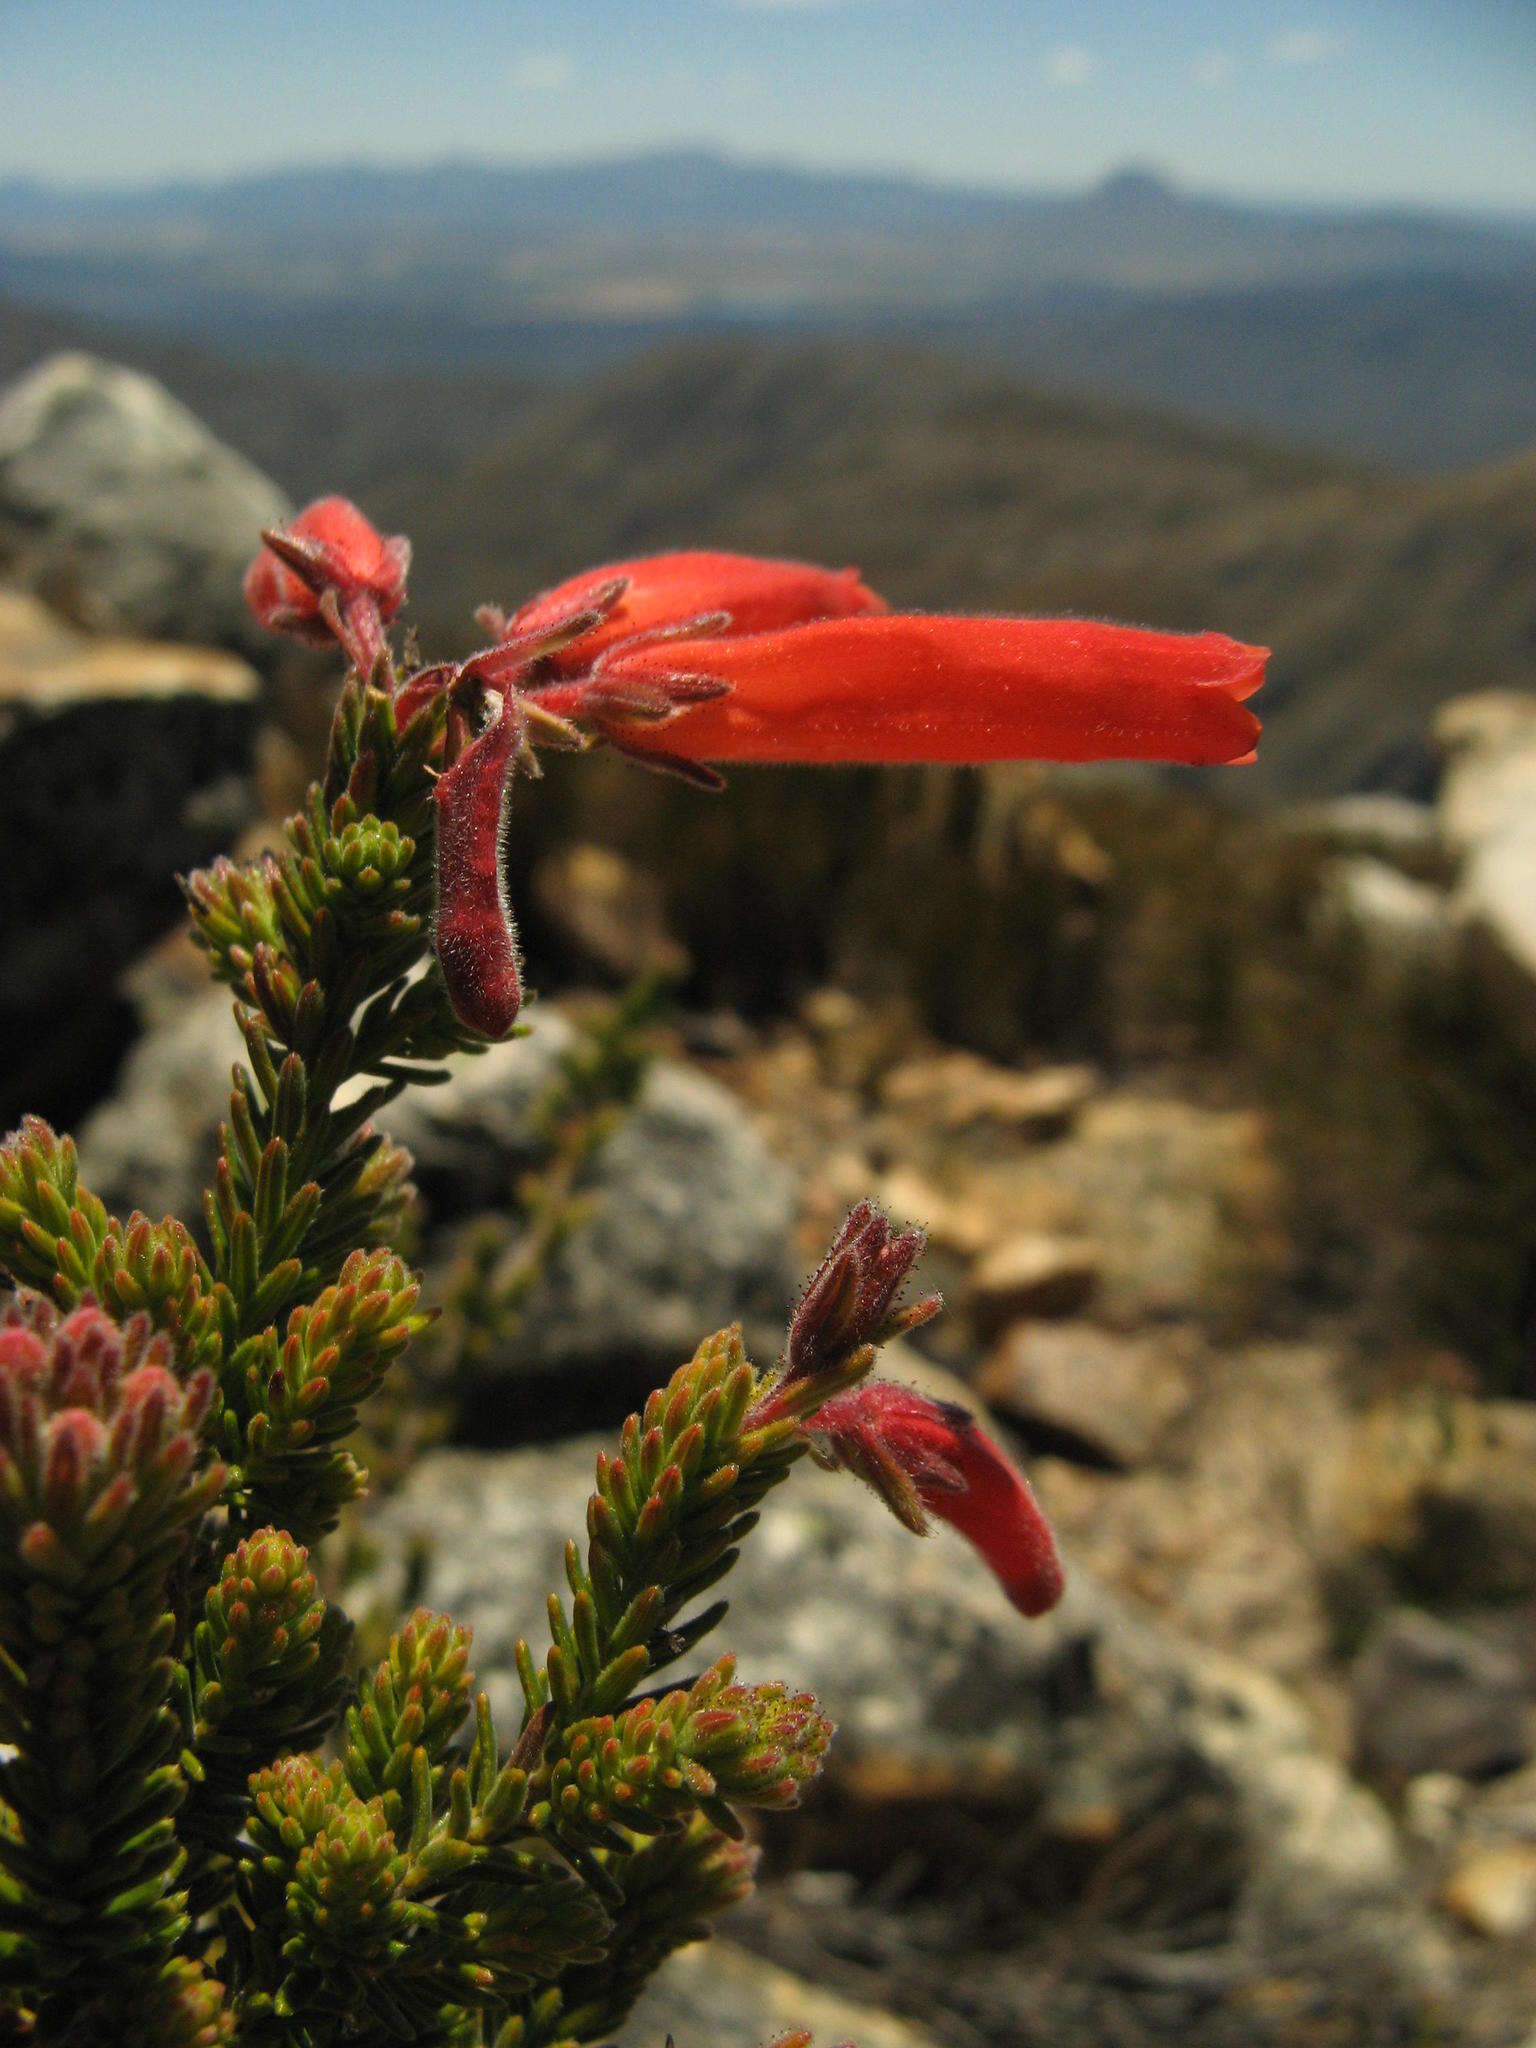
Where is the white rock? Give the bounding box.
[1324,855,1450,967]
[620,1940,940,2048]
[1436,691,1536,982]
[0,352,290,655]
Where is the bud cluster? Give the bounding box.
[180,1527,349,1901]
[0,1294,225,2031]
[528,1654,832,1854]
[0,1292,220,1569]
[342,1607,475,1832]
[233,1244,429,1541]
[0,1118,224,1374]
[777,1197,942,1395]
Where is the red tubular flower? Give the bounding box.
[813,1380,1065,1618]
[586,613,1264,767]
[244,496,410,677]
[510,549,888,672]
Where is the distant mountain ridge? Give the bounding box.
[4,153,1536,473]
[4,152,1532,287]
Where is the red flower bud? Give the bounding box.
[433,692,526,1038]
[0,1327,48,1383]
[512,550,887,672]
[781,1199,939,1390]
[244,496,410,676]
[592,612,1264,767]
[42,1409,106,1518]
[814,1380,1064,1618]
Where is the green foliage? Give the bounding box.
[521,1322,870,1735]
[341,1609,477,1832]
[176,674,475,1543]
[527,1657,831,1853]
[228,1245,431,1541]
[507,1818,757,2047]
[179,1529,351,1913]
[0,1117,108,1299]
[0,1118,225,1379]
[232,1621,600,2045]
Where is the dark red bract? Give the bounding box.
[432,693,527,1040]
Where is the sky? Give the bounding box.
[2,0,1534,213]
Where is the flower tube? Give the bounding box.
[590,612,1264,767]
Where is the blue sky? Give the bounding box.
[3,0,1533,211]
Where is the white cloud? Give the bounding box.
[1192,48,1235,90]
[1046,45,1097,90]
[509,51,574,94]
[1266,27,1349,65]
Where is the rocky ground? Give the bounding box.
[4,350,1536,2045]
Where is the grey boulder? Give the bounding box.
[384,1012,799,1409]
[0,352,290,657]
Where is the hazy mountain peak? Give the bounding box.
[1091,165,1181,210]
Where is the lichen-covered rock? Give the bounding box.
[380,1013,797,1398]
[74,986,239,1221]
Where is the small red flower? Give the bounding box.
[509,549,887,672]
[812,1379,1065,1618]
[244,496,410,677]
[586,613,1264,768]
